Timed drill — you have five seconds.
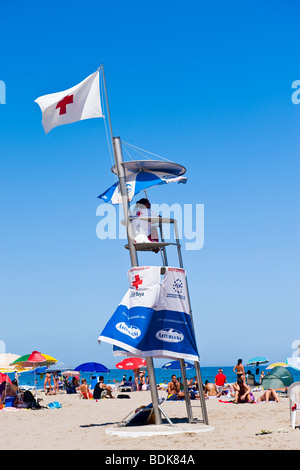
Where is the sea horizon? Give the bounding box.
[11,365,300,390]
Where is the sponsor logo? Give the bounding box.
[173,278,183,294]
[167,267,185,273]
[116,322,141,339]
[155,328,184,343]
[166,278,186,300]
[116,183,133,195]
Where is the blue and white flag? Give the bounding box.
[98,266,199,362]
[98,171,187,205]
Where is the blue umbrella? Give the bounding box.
[162,360,195,370]
[30,366,47,375]
[98,160,187,205]
[74,362,110,373]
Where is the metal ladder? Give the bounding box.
[126,215,209,425]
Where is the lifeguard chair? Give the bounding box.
[109,139,208,426]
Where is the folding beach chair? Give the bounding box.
[119,397,173,427]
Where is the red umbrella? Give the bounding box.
[116,357,146,370]
[0,372,12,385]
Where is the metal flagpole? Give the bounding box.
[101,66,162,425]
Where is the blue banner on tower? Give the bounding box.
[98,266,199,362]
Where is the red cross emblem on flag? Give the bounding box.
[56,94,73,115]
[132,274,143,290]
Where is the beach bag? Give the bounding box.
[23,390,41,409]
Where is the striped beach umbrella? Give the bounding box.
[0,353,22,372]
[266,362,288,370]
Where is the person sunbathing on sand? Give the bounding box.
[257,388,280,403]
[204,380,222,398]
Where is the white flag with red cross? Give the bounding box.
[35,70,103,134]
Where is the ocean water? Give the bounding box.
[10,365,300,389]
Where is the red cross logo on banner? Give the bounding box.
[132,274,143,290]
[56,94,74,115]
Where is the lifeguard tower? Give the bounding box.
[100,67,209,427]
[107,136,209,426]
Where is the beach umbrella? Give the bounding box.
[245,356,269,366]
[10,352,57,368]
[74,362,110,373]
[162,360,195,370]
[11,351,57,397]
[29,366,47,375]
[0,372,12,385]
[46,361,75,372]
[62,370,80,378]
[0,353,22,372]
[266,362,289,370]
[98,160,187,205]
[116,357,146,370]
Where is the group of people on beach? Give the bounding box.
[43,371,62,395]
[69,369,150,400]
[202,360,280,403]
[163,359,282,404]
[0,379,42,409]
[0,357,288,407]
[41,358,285,405]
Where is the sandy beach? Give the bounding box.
[0,388,299,451]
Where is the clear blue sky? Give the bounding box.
[0,0,299,368]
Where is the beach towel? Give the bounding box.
[47,401,62,409]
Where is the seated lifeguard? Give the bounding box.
[131,198,159,246]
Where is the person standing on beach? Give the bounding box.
[214,368,227,393]
[233,359,245,379]
[133,368,140,391]
[53,371,60,393]
[139,371,146,390]
[259,370,265,384]
[44,371,52,392]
